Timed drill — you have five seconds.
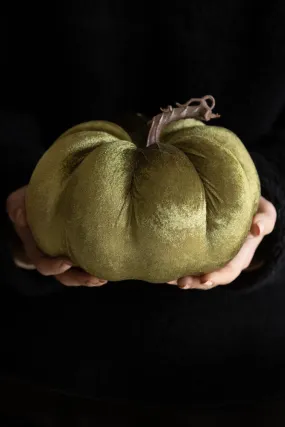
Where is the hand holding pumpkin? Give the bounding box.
[6,186,107,287]
[168,196,277,290]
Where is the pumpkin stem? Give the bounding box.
[146,95,220,147]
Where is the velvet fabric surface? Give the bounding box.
[26,118,260,282]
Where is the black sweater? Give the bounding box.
[1,1,285,407]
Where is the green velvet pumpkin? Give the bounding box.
[26,115,260,283]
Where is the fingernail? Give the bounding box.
[202,280,213,287]
[99,279,107,285]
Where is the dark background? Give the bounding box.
[1,1,285,424]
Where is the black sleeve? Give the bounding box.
[229,125,285,293]
[0,110,44,202]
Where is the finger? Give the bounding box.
[16,224,72,276]
[13,210,73,276]
[251,197,277,237]
[6,187,27,222]
[172,235,260,290]
[169,276,215,290]
[172,197,276,290]
[14,257,37,270]
[199,264,240,288]
[200,234,263,287]
[55,269,107,287]
[259,196,277,220]
[176,275,203,290]
[36,257,73,276]
[182,281,217,291]
[13,249,36,270]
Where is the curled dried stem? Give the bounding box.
[147,95,220,147]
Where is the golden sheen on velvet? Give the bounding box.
[26,118,260,283]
